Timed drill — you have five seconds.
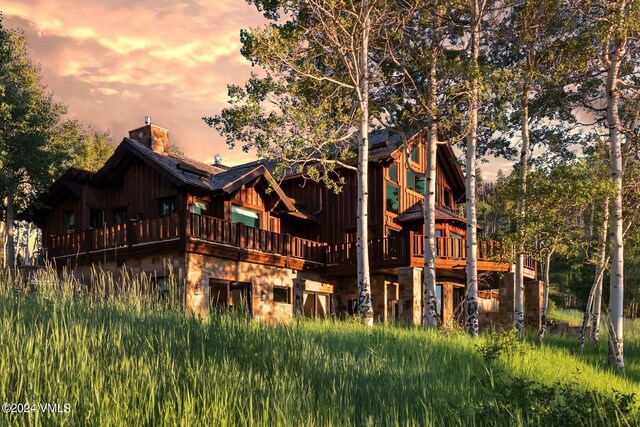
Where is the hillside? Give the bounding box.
[0,271,638,426]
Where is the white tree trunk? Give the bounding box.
[423,18,440,328]
[581,196,609,349]
[465,0,480,337]
[6,192,16,270]
[25,222,32,266]
[591,271,604,343]
[605,36,625,371]
[356,1,373,327]
[538,250,553,342]
[515,83,531,337]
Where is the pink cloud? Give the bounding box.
[3,0,266,165]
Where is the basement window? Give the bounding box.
[273,286,291,304]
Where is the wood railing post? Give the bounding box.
[127,219,136,258]
[237,223,246,248]
[180,210,187,248]
[85,229,92,254]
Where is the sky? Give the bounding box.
[3,0,512,180]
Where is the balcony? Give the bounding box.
[47,213,326,268]
[46,215,534,277]
[326,232,536,277]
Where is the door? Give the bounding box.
[303,291,333,318]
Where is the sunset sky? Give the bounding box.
[4,0,510,179]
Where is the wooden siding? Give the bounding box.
[280,164,384,245]
[43,158,178,238]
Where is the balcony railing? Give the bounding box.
[46,214,534,272]
[47,213,326,265]
[327,232,535,272]
[188,214,326,264]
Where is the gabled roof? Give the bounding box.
[23,138,313,223]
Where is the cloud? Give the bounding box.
[3,0,266,164]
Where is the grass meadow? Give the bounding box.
[0,268,638,426]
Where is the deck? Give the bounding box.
[325,233,536,278]
[47,213,535,277]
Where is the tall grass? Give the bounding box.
[0,268,638,426]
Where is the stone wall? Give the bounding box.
[185,253,335,322]
[398,266,422,325]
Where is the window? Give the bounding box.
[410,146,420,164]
[444,189,453,209]
[407,169,425,193]
[152,276,170,300]
[303,291,331,318]
[232,205,260,228]
[273,286,291,304]
[89,208,104,228]
[436,285,442,317]
[387,163,398,183]
[113,207,127,225]
[386,182,399,214]
[189,199,209,215]
[158,196,177,216]
[65,212,75,234]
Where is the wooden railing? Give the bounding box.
[47,213,534,272]
[134,214,180,244]
[48,214,181,258]
[328,232,535,272]
[326,235,408,265]
[188,213,326,264]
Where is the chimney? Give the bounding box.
[213,154,222,165]
[128,117,169,155]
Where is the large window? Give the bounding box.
[407,169,425,193]
[409,146,419,164]
[387,163,398,183]
[158,196,177,216]
[386,182,399,214]
[232,205,260,228]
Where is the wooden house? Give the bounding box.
[23,121,542,327]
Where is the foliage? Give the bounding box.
[69,127,115,172]
[1,269,639,426]
[0,21,76,209]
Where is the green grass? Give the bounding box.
[548,307,584,325]
[0,268,638,426]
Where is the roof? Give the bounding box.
[22,138,316,223]
[396,201,477,227]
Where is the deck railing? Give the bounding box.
[328,232,535,272]
[47,214,534,271]
[48,214,181,258]
[187,213,326,264]
[48,213,326,265]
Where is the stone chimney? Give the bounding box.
[128,117,169,155]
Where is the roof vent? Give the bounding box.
[214,154,222,165]
[145,116,152,125]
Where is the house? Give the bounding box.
[22,120,542,327]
